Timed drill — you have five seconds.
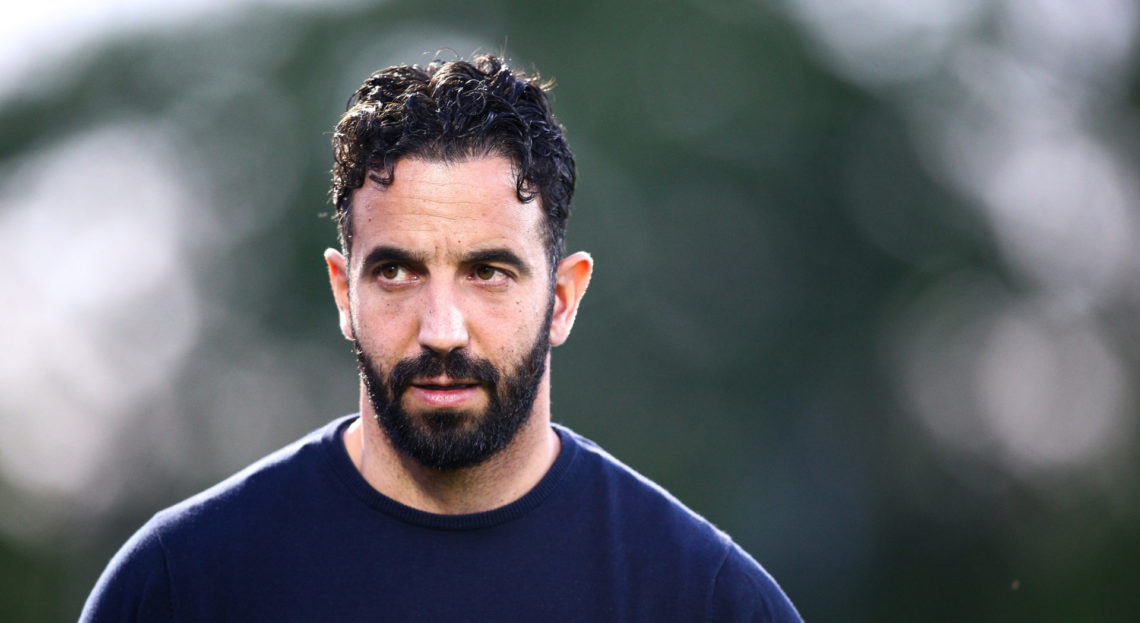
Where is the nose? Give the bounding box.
[417,279,469,356]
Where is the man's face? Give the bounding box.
[334,157,556,470]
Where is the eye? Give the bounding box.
[377,263,414,282]
[470,265,512,287]
[474,265,499,281]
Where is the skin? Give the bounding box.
[325,156,593,514]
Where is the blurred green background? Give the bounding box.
[2,0,1139,620]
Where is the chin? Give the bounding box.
[415,408,484,433]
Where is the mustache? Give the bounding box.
[387,349,501,395]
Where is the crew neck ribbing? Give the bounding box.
[318,415,580,531]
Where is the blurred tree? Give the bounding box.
[1,0,1138,621]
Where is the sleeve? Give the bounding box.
[706,543,802,623]
[79,520,174,623]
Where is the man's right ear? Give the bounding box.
[324,249,354,341]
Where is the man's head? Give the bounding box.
[325,57,591,472]
[330,54,576,275]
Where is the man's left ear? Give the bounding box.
[549,251,593,347]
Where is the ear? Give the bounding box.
[324,248,355,341]
[549,251,593,347]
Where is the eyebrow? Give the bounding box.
[359,246,429,274]
[462,248,533,278]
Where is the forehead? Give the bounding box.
[347,156,545,260]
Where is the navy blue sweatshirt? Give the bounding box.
[82,416,801,622]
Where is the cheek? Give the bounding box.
[482,296,548,355]
[350,297,415,349]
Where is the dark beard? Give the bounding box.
[354,322,550,471]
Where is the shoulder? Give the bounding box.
[708,542,803,623]
[150,415,349,541]
[560,425,726,545]
[557,425,802,622]
[80,517,173,622]
[80,416,353,621]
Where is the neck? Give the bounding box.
[342,377,560,515]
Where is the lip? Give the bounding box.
[406,378,482,408]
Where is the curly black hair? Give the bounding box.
[330,55,576,275]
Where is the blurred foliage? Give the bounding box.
[1,0,1139,621]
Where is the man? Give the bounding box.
[82,55,801,622]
